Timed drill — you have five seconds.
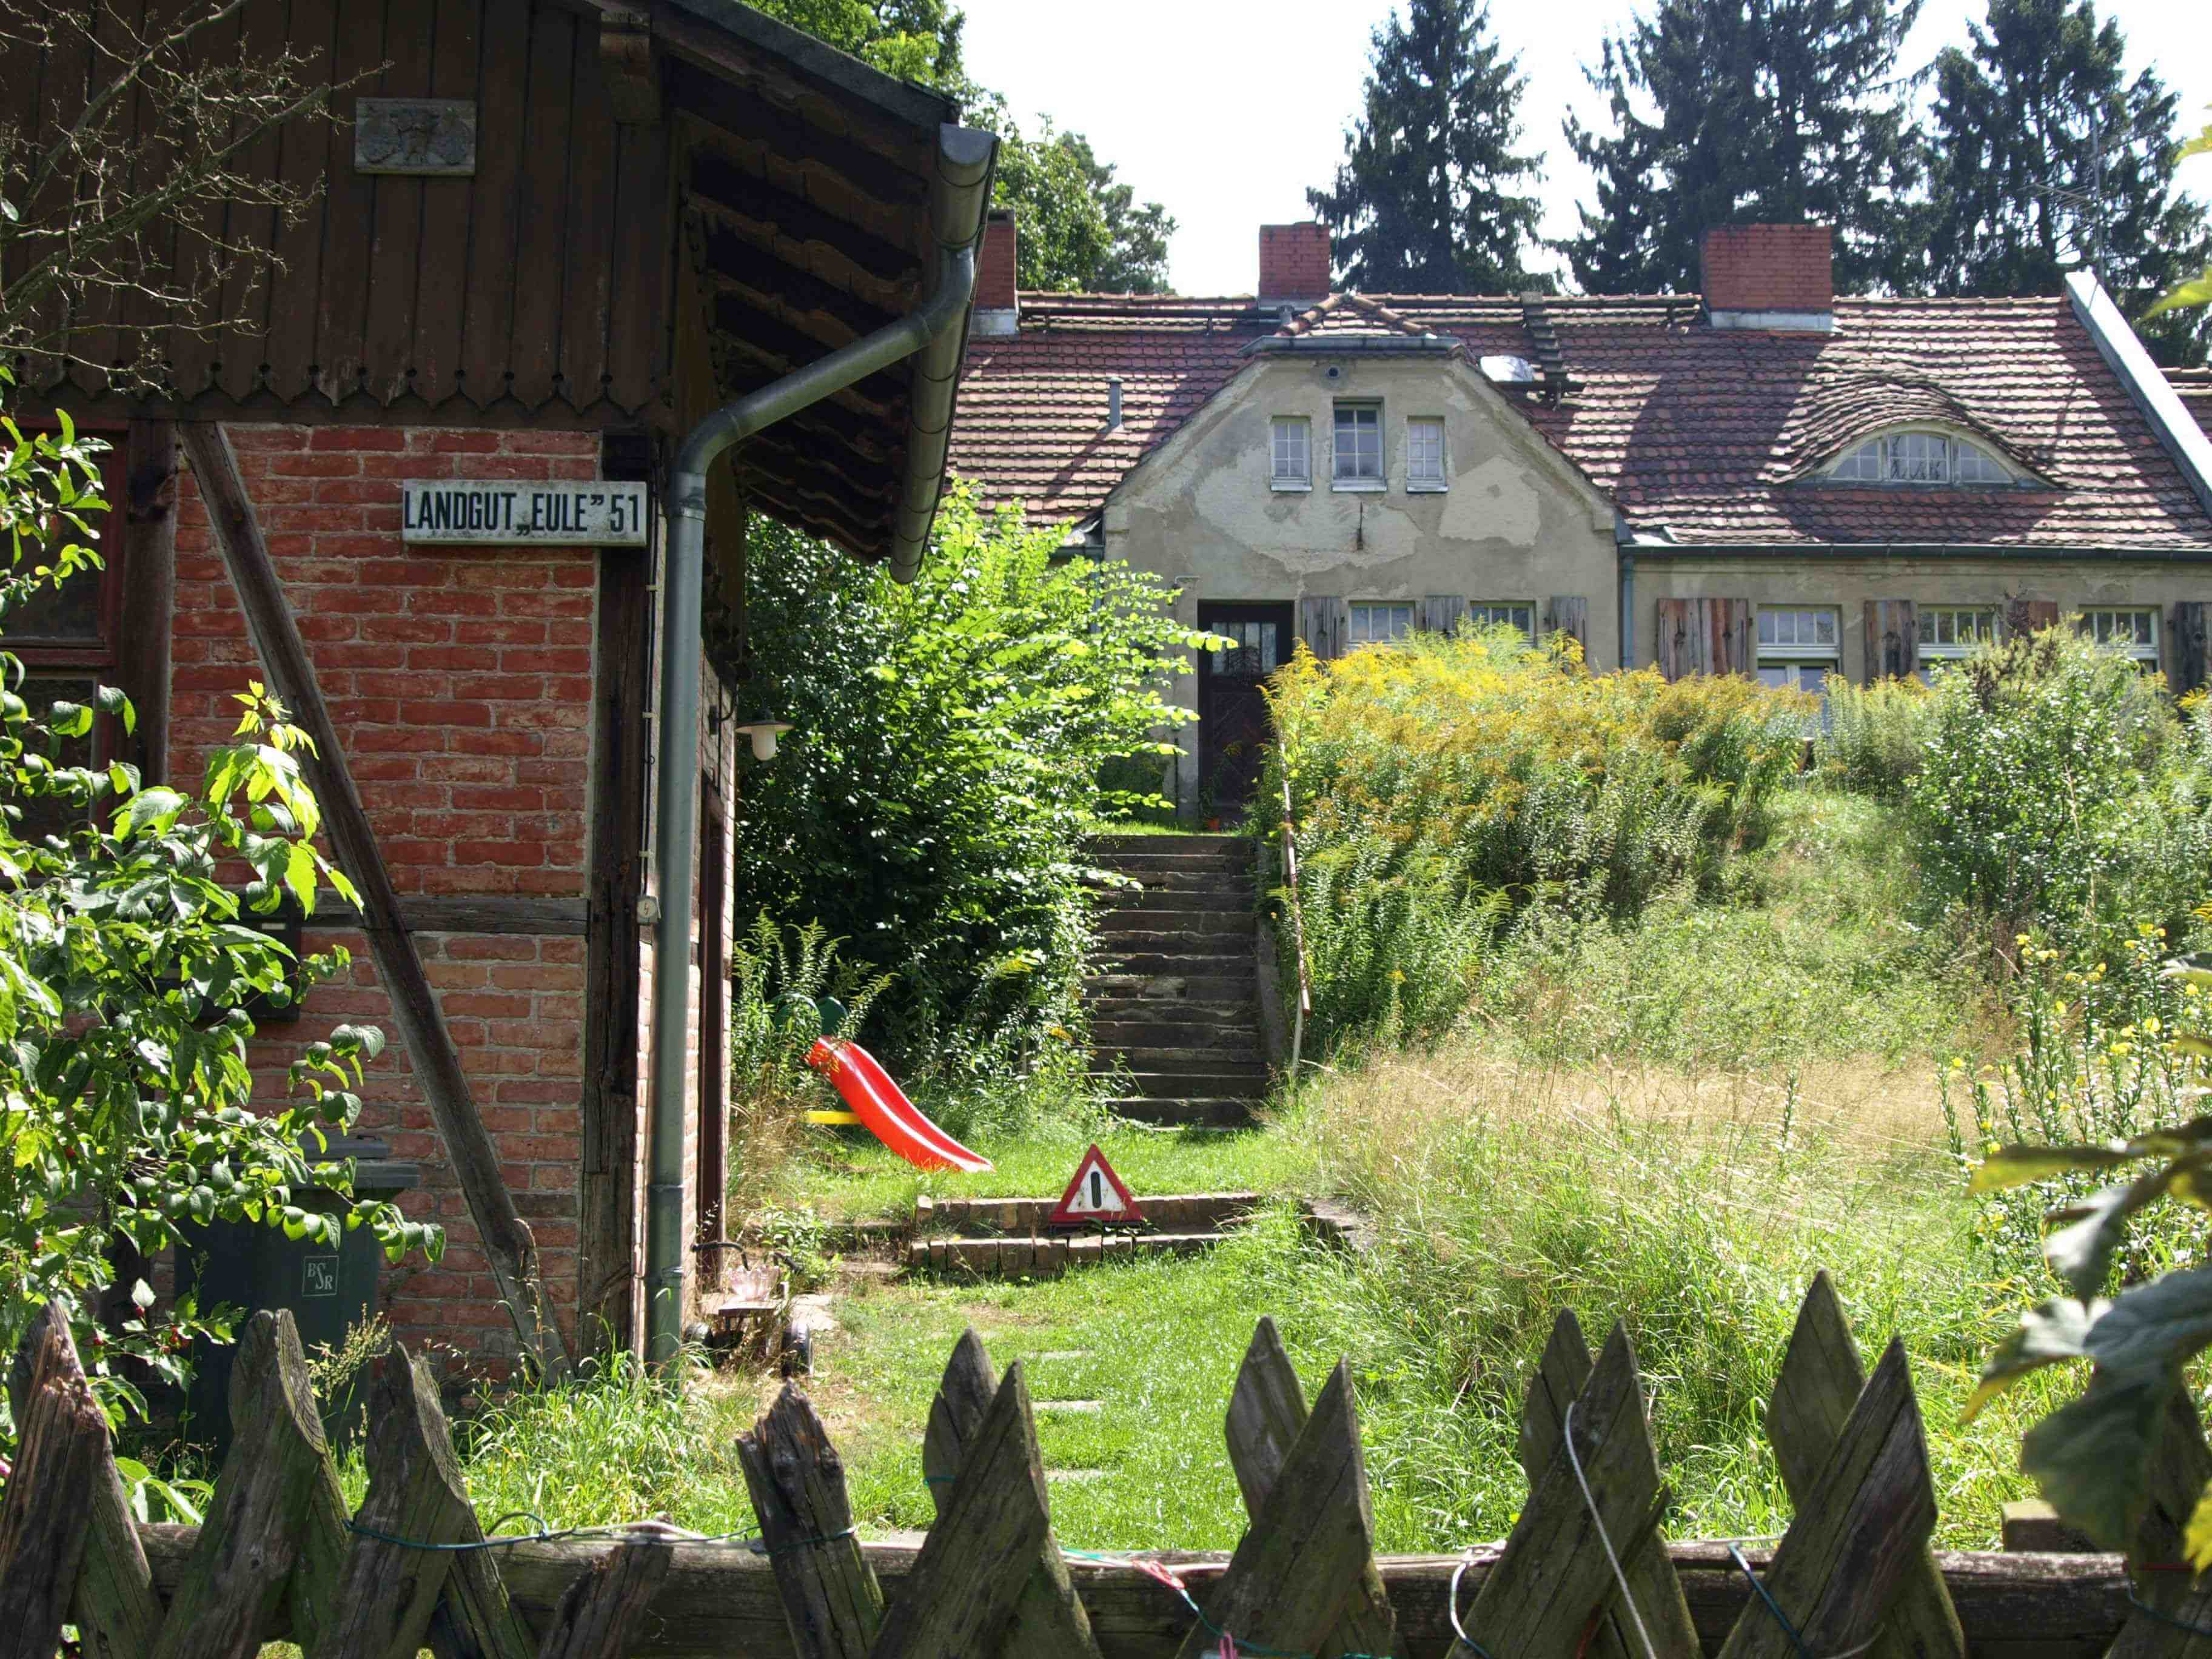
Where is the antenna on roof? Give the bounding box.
[2034,109,2110,287]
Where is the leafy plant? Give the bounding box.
[1262,626,1812,1054]
[728,490,1217,1082]
[0,400,438,1440]
[1815,673,1931,800]
[1964,950,2212,1552]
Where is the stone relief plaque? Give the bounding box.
[354,98,477,176]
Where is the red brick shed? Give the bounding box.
[3,0,994,1374]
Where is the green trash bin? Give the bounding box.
[177,1136,420,1452]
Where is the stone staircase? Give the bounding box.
[1085,834,1268,1127]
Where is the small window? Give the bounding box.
[1824,431,2019,488]
[1347,602,1413,647]
[1467,602,1537,642]
[1756,606,1840,695]
[1406,418,1447,490]
[1332,403,1382,488]
[1211,618,1284,678]
[1917,606,2000,677]
[1270,417,1311,489]
[2080,608,2160,669]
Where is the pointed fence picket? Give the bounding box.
[0,1281,2177,1659]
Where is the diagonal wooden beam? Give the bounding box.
[180,421,569,1384]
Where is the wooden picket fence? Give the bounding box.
[0,1272,2193,1659]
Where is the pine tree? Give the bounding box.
[1919,0,2211,366]
[1307,0,1544,295]
[1563,0,1922,295]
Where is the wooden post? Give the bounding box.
[1768,1275,1963,1659]
[922,1329,1105,1659]
[1171,1360,1377,1659]
[1,1303,164,1659]
[2097,1388,2212,1659]
[1513,1310,1700,1659]
[179,420,569,1383]
[1715,1341,1939,1659]
[1225,1317,1401,1658]
[740,1384,886,1659]
[1465,1321,1694,1659]
[532,1540,675,1659]
[322,1342,533,1659]
[873,1361,1064,1659]
[149,1309,350,1659]
[0,1305,107,1659]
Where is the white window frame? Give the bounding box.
[1270,416,1312,491]
[1755,606,1842,695]
[2080,607,2161,669]
[1467,601,1537,642]
[1823,429,2021,487]
[1347,600,1415,648]
[1917,605,2002,675]
[1405,417,1449,492]
[1332,401,1384,491]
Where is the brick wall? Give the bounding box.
[171,423,603,1370]
[1259,224,1332,303]
[1700,224,1835,315]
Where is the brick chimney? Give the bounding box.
[973,207,1018,335]
[1700,224,1835,332]
[1259,223,1332,306]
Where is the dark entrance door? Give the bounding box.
[1197,602,1293,818]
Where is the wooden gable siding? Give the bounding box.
[7,0,674,427]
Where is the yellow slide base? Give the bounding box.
[805,1110,861,1125]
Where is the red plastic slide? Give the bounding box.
[805,1037,993,1173]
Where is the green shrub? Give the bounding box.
[1904,628,2212,956]
[1816,674,1931,799]
[1263,629,1812,1054]
[728,490,1210,1089]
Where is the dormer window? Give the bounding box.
[1823,430,2019,486]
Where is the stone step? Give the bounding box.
[1104,1070,1270,1100]
[1093,888,1248,914]
[1095,1045,1268,1071]
[917,1190,1261,1236]
[1094,908,1253,934]
[1102,869,1255,896]
[1091,952,1255,978]
[1093,931,1256,959]
[1082,974,1258,1004]
[1091,1018,1261,1049]
[1088,834,1244,855]
[1101,1096,1258,1128]
[1090,850,1253,876]
[907,1230,1233,1278]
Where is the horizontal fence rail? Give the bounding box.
[0,1275,2191,1659]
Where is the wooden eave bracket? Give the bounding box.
[598,7,665,126]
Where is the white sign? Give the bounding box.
[401,480,648,545]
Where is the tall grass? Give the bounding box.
[1263,629,1818,1055]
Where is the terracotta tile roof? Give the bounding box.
[2171,368,2212,440]
[951,289,2212,548]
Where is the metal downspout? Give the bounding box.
[645,129,991,1367]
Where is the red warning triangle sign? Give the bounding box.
[1044,1144,1143,1228]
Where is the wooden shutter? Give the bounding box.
[2005,597,2060,637]
[1546,595,1589,655]
[2171,601,2210,695]
[1863,600,1919,683]
[1418,594,1466,635]
[1298,595,1348,660]
[1655,597,1751,680]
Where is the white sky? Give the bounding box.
[953,0,2212,295]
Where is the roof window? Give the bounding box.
[1824,430,2019,486]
